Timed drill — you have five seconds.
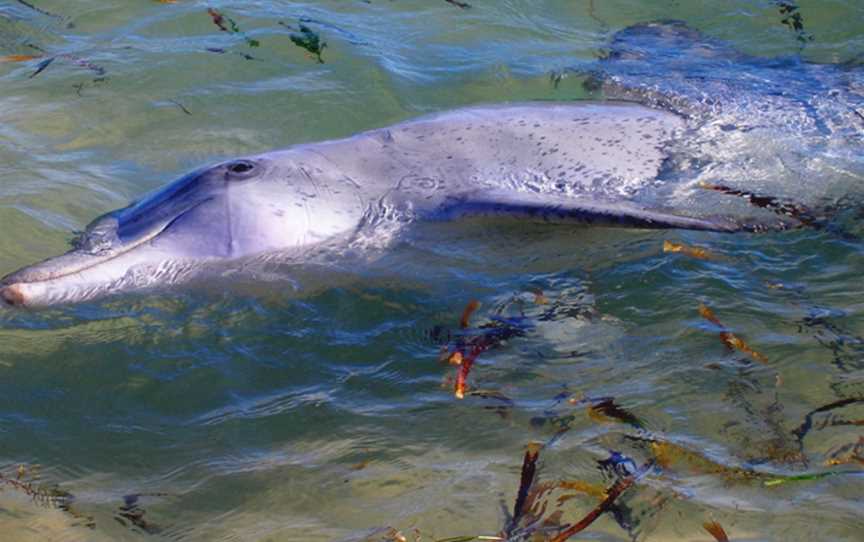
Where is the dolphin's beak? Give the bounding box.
[0,245,158,308]
[0,166,230,308]
[0,251,100,307]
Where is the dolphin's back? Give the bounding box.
[314,102,684,201]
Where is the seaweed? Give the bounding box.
[529,393,645,448]
[27,56,53,78]
[626,435,766,483]
[460,299,481,329]
[774,1,813,46]
[205,47,257,61]
[207,8,260,48]
[721,379,806,466]
[0,54,41,62]
[585,398,646,429]
[791,397,864,444]
[498,444,656,541]
[699,303,769,365]
[0,464,94,529]
[168,99,192,115]
[291,25,326,63]
[113,493,169,534]
[662,240,717,260]
[281,21,326,63]
[14,0,63,21]
[27,52,106,79]
[763,469,860,487]
[703,521,730,542]
[698,182,817,228]
[366,527,503,541]
[504,442,543,537]
[798,308,864,372]
[825,436,864,467]
[548,457,653,542]
[440,299,528,399]
[467,389,514,419]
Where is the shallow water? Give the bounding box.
[1,1,864,540]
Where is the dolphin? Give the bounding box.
[578,20,864,205]
[6,19,858,308]
[0,101,755,308]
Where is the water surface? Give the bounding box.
[1,1,864,540]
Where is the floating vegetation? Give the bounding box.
[207,8,260,47]
[698,303,769,365]
[24,45,107,80]
[529,288,549,305]
[763,469,859,487]
[113,493,170,535]
[14,0,63,21]
[205,46,257,61]
[503,441,543,537]
[798,308,864,372]
[499,444,652,541]
[703,520,730,542]
[438,299,527,399]
[774,1,814,46]
[28,56,53,77]
[0,464,94,529]
[529,392,646,447]
[547,455,652,541]
[721,378,805,466]
[466,389,514,419]
[365,526,503,541]
[584,397,645,429]
[281,21,327,63]
[625,436,766,483]
[0,53,41,62]
[791,397,864,445]
[0,464,177,533]
[698,182,817,228]
[460,299,481,329]
[662,239,716,260]
[825,436,864,467]
[167,98,192,115]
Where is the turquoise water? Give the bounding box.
[1,1,864,540]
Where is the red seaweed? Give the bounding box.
[703,520,730,542]
[460,299,480,329]
[549,461,652,542]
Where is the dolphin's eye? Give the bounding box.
[226,160,256,176]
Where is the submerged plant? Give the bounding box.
[774,1,814,46]
[0,464,94,529]
[282,21,327,63]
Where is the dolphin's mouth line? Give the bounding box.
[1,198,214,287]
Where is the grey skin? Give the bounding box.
[0,102,744,307]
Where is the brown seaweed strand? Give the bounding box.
[549,462,651,542]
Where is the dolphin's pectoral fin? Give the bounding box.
[434,190,757,233]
